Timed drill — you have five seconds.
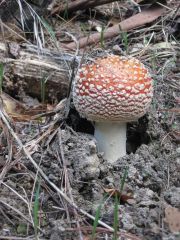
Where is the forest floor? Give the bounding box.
[0,0,179,239]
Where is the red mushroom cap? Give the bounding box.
[73,55,153,122]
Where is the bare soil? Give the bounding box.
[0,1,179,240]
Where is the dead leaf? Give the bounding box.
[1,92,27,114]
[104,188,134,203]
[0,92,50,122]
[164,206,180,233]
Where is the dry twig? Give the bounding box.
[0,108,142,240]
[0,108,114,231]
[65,3,166,49]
[51,0,120,15]
[51,0,142,15]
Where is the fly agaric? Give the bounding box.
[73,55,153,163]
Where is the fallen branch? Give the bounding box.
[65,3,166,50]
[0,42,77,101]
[51,0,122,15]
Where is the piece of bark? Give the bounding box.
[65,3,166,50]
[0,42,74,102]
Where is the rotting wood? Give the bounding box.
[0,42,77,102]
[65,3,166,50]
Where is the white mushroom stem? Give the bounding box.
[94,122,126,163]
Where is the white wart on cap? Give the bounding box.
[73,55,153,163]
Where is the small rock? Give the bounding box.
[176,147,180,154]
[87,140,97,155]
[164,187,180,207]
[176,157,180,165]
[128,166,137,180]
[105,176,114,184]
[121,212,134,231]
[48,174,58,182]
[130,43,144,53]
[67,142,74,148]
[149,222,160,234]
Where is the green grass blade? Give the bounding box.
[100,26,105,48]
[33,179,41,240]
[119,25,129,54]
[121,31,128,54]
[40,78,45,104]
[91,193,108,240]
[40,17,57,42]
[40,75,49,103]
[63,1,69,20]
[113,167,129,240]
[120,167,129,193]
[113,192,119,240]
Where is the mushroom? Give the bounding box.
[73,55,153,163]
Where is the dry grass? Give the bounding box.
[0,0,179,239]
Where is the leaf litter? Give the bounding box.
[0,0,180,239]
